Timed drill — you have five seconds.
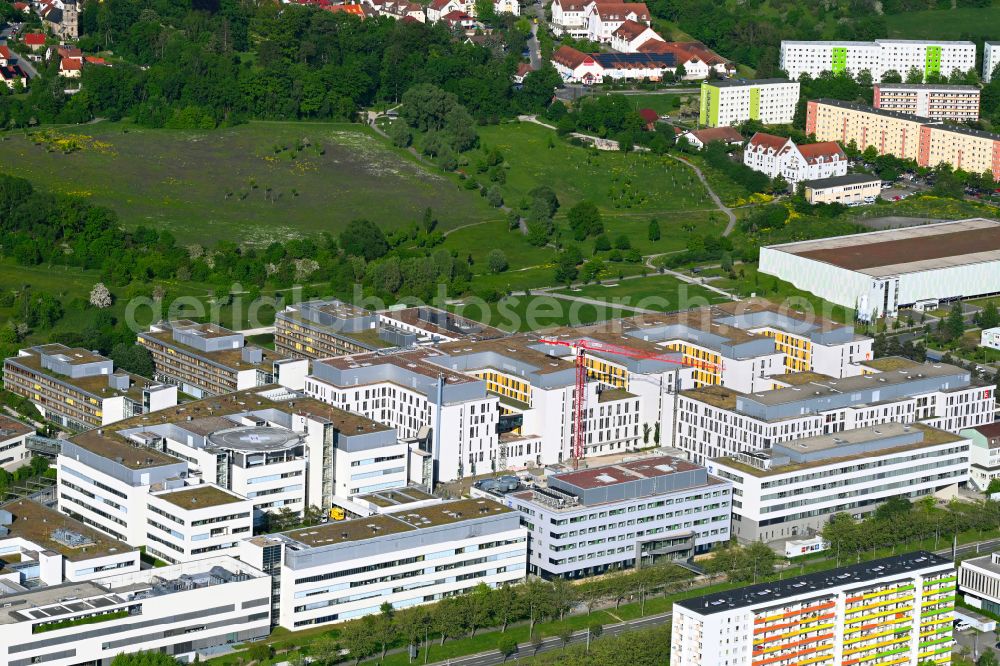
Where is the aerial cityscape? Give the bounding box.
[4,0,1000,664]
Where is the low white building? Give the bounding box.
[677,356,995,464]
[239,498,526,629]
[609,19,662,53]
[982,327,1000,351]
[759,217,1000,320]
[146,485,253,564]
[550,0,588,37]
[678,127,744,150]
[802,173,882,205]
[0,499,140,585]
[0,556,271,666]
[672,551,956,666]
[0,415,34,471]
[743,132,848,187]
[708,422,969,543]
[959,422,1000,492]
[960,551,1000,616]
[485,456,731,579]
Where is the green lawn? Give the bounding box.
[555,274,731,312]
[476,123,716,214]
[0,120,501,245]
[886,5,1000,40]
[585,93,685,117]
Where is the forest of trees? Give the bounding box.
[0,0,555,128]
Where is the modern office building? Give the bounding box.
[983,327,1000,351]
[138,320,307,398]
[0,499,140,584]
[873,83,979,121]
[960,551,1000,615]
[377,306,504,345]
[676,356,994,463]
[671,551,956,666]
[801,173,882,205]
[0,414,35,471]
[780,39,976,80]
[0,555,271,666]
[708,422,969,542]
[3,344,177,430]
[959,421,1000,492]
[699,79,799,127]
[806,99,1000,180]
[487,456,732,579]
[145,485,253,564]
[275,299,414,359]
[743,132,847,187]
[239,498,526,629]
[760,217,1000,320]
[984,41,1000,83]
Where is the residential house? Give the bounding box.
[426,0,462,22]
[551,45,604,84]
[59,57,82,78]
[609,19,662,53]
[324,3,368,16]
[743,131,847,187]
[586,2,650,43]
[550,0,589,37]
[492,0,519,15]
[513,62,534,84]
[23,32,46,51]
[0,45,14,66]
[678,126,744,150]
[440,10,478,30]
[639,40,734,79]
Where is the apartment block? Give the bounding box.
[959,421,1000,492]
[485,456,731,579]
[743,132,847,186]
[671,551,956,666]
[802,173,882,205]
[0,499,140,585]
[984,41,1000,83]
[0,556,271,666]
[3,344,177,430]
[676,356,994,463]
[145,485,253,564]
[708,422,969,543]
[0,414,35,471]
[239,498,526,629]
[275,299,414,359]
[780,39,976,80]
[377,306,504,345]
[874,83,979,121]
[138,320,307,398]
[806,99,1000,180]
[699,79,799,127]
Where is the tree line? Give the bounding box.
[0,0,556,129]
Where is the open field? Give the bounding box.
[476,123,716,213]
[579,92,685,116]
[556,274,731,312]
[886,5,1000,40]
[0,121,501,245]
[449,295,640,332]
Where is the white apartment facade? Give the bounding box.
[708,423,970,543]
[549,0,588,37]
[0,415,34,471]
[959,422,1000,492]
[145,485,253,564]
[699,79,799,127]
[0,556,271,666]
[743,132,848,186]
[985,42,1000,83]
[240,498,526,629]
[489,456,731,579]
[671,551,956,666]
[676,357,994,463]
[873,83,980,121]
[780,39,976,81]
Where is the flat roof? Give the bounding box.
[876,83,978,91]
[813,98,932,125]
[379,307,505,340]
[152,485,247,510]
[767,218,1000,277]
[71,429,183,469]
[680,385,740,410]
[140,329,288,370]
[0,414,33,440]
[0,499,132,561]
[283,498,512,547]
[705,78,792,88]
[551,456,705,489]
[318,349,479,385]
[803,173,881,190]
[676,551,951,615]
[8,350,159,401]
[357,486,436,508]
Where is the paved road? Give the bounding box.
[1,24,40,79]
[428,610,673,666]
[526,1,542,71]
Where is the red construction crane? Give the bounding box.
[536,337,722,468]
